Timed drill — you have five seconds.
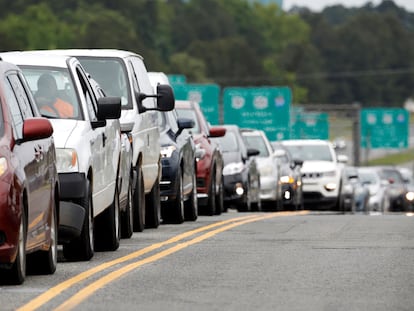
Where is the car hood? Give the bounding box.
[49,119,80,149]
[301,161,338,173]
[222,151,242,165]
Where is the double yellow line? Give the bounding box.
[18,211,308,311]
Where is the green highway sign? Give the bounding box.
[172,83,220,124]
[291,112,329,140]
[223,87,291,141]
[361,108,409,148]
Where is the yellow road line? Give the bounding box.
[55,211,308,311]
[17,214,260,311]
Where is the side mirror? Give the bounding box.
[176,117,194,136]
[177,117,194,130]
[247,148,260,157]
[156,84,175,111]
[22,117,53,141]
[209,126,226,138]
[136,84,175,113]
[273,149,286,158]
[337,154,348,163]
[97,96,121,120]
[293,158,303,168]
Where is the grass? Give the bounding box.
[366,148,414,166]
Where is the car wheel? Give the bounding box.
[2,211,27,285]
[121,174,134,239]
[63,180,94,261]
[133,165,145,232]
[164,167,185,224]
[145,177,161,229]
[28,201,58,275]
[185,169,198,221]
[215,176,224,215]
[205,170,216,216]
[94,186,120,251]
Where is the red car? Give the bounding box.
[0,61,59,284]
[175,101,226,215]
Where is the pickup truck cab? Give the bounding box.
[43,49,175,232]
[1,52,123,261]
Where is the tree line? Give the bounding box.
[0,0,413,107]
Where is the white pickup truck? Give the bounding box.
[1,52,123,261]
[41,49,175,231]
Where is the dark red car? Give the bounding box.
[175,101,226,215]
[0,61,59,284]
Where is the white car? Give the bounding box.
[37,49,175,232]
[1,52,123,261]
[281,139,347,210]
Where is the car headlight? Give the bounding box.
[280,175,295,184]
[160,145,176,158]
[223,162,244,176]
[56,148,79,173]
[406,191,414,202]
[0,157,7,177]
[324,183,337,191]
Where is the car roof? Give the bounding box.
[281,139,332,146]
[28,49,144,60]
[240,128,265,136]
[0,51,74,68]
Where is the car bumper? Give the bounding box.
[223,173,247,204]
[259,176,278,201]
[160,157,180,202]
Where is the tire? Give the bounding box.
[121,174,134,239]
[2,211,26,285]
[63,180,94,261]
[215,176,224,215]
[205,170,216,216]
[163,167,185,224]
[237,181,251,212]
[133,165,145,232]
[94,187,120,252]
[27,202,58,275]
[185,170,198,221]
[145,177,161,229]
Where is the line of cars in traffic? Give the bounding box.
[1,48,413,285]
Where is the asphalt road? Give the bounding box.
[1,209,414,311]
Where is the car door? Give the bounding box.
[129,56,160,192]
[5,72,53,248]
[72,65,109,213]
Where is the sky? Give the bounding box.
[283,0,414,12]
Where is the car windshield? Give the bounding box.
[213,131,239,152]
[242,135,269,157]
[357,170,379,185]
[21,67,81,120]
[378,169,404,184]
[283,144,333,162]
[176,108,200,134]
[77,57,130,109]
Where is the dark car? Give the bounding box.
[175,101,226,215]
[212,125,261,212]
[0,61,59,284]
[158,107,198,224]
[373,166,413,212]
[271,141,304,210]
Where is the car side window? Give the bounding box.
[8,73,34,119]
[76,67,98,121]
[130,57,156,109]
[4,76,24,140]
